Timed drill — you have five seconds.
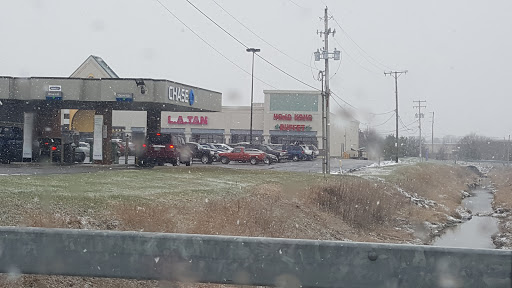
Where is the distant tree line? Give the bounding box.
[359,130,512,161]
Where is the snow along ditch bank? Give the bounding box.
[351,163,491,246]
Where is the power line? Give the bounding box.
[210,0,319,71]
[371,112,395,127]
[154,0,276,89]
[330,15,393,71]
[184,0,319,90]
[331,90,357,109]
[333,38,383,76]
[329,58,342,80]
[286,0,306,10]
[370,109,395,116]
[399,116,415,131]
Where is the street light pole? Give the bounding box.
[246,48,260,144]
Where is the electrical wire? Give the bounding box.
[330,96,360,122]
[154,0,277,89]
[329,58,342,80]
[184,0,319,90]
[369,109,395,116]
[333,38,383,76]
[330,90,357,109]
[165,0,364,115]
[210,0,319,71]
[399,116,415,131]
[371,112,395,127]
[286,0,306,10]
[330,14,393,71]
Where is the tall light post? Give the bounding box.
[246,48,260,144]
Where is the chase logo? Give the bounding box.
[189,90,195,106]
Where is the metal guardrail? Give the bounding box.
[0,227,511,287]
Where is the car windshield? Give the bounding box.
[2,1,511,286]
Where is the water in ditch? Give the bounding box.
[433,188,499,249]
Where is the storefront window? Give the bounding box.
[231,134,263,144]
[270,136,318,146]
[192,134,224,144]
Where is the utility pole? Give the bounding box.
[431,111,434,160]
[314,6,340,175]
[384,71,407,163]
[319,71,326,174]
[508,135,510,165]
[413,100,427,161]
[246,48,260,144]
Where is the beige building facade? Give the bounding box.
[113,91,360,157]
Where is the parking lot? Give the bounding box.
[0,157,373,176]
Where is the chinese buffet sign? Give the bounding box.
[274,114,313,131]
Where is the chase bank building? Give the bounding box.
[0,55,359,160]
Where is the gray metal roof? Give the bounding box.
[90,55,119,78]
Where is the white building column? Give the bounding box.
[224,133,231,144]
[316,136,323,149]
[263,134,270,144]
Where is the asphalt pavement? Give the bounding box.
[214,157,374,173]
[0,157,374,176]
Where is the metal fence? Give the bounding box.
[0,227,511,287]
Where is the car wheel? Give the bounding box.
[264,157,270,165]
[292,155,299,162]
[221,156,230,164]
[173,155,181,166]
[250,158,258,165]
[201,155,209,164]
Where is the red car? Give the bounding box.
[218,146,270,165]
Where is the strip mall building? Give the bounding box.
[1,55,359,158]
[113,89,360,157]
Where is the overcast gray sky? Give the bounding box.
[1,0,511,138]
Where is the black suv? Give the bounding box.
[137,133,191,167]
[184,142,216,164]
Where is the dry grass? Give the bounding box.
[310,178,406,230]
[190,184,286,238]
[112,203,177,233]
[9,164,483,288]
[385,163,477,212]
[489,166,512,209]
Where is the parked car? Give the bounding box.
[236,143,287,162]
[300,145,315,160]
[76,142,91,159]
[245,148,278,163]
[111,139,131,155]
[201,143,223,161]
[0,126,24,164]
[212,143,233,152]
[308,145,320,158]
[39,138,85,163]
[137,133,191,167]
[218,146,270,165]
[184,142,216,164]
[284,145,310,161]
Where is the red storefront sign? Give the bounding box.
[279,124,306,131]
[168,116,208,125]
[273,114,312,121]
